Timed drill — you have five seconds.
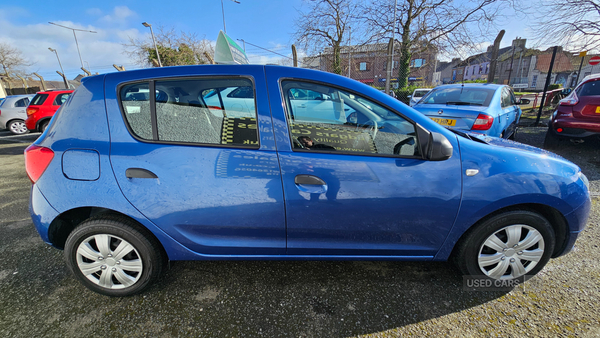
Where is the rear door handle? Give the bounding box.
[295,174,325,185]
[126,168,158,179]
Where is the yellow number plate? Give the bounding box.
[430,117,457,126]
[595,106,600,114]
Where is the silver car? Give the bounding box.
[0,94,35,134]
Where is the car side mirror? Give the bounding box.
[518,98,530,105]
[407,95,412,99]
[427,132,453,161]
[415,124,453,161]
[562,88,572,95]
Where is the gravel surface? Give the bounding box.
[0,128,598,337]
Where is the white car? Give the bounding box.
[409,88,432,107]
[0,94,35,134]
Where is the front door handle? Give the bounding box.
[295,174,325,185]
[126,168,158,179]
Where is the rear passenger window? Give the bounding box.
[120,78,258,147]
[54,93,71,105]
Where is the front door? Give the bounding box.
[266,69,463,257]
[105,67,286,255]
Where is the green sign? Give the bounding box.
[214,31,249,65]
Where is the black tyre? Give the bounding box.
[454,211,555,281]
[40,120,49,133]
[543,126,561,149]
[8,120,29,135]
[65,217,165,297]
[508,127,517,140]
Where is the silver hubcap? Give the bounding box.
[478,224,545,280]
[76,234,143,289]
[9,121,27,134]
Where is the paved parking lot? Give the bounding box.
[0,127,598,337]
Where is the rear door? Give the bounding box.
[105,66,286,256]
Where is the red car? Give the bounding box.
[26,89,74,132]
[544,74,600,148]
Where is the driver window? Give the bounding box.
[281,80,420,157]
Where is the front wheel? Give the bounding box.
[65,217,165,296]
[40,121,49,133]
[454,211,555,281]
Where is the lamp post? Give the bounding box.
[48,22,97,69]
[220,0,240,34]
[142,22,163,67]
[48,48,69,89]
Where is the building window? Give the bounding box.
[411,59,425,68]
[359,62,368,71]
[531,75,538,88]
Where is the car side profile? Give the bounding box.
[27,65,590,296]
[25,89,73,133]
[544,74,600,149]
[0,94,35,134]
[412,84,528,139]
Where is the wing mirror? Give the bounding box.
[562,88,572,95]
[518,98,531,105]
[415,124,453,161]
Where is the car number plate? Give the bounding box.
[595,106,600,114]
[430,117,456,126]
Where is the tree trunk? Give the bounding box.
[333,44,342,75]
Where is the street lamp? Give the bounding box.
[142,22,163,67]
[48,22,97,69]
[48,48,69,89]
[220,0,240,34]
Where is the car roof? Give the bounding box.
[578,73,600,86]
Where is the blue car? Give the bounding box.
[26,65,590,296]
[412,84,527,139]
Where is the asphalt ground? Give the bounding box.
[0,127,599,337]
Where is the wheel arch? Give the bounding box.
[36,117,52,131]
[449,203,568,260]
[47,207,167,260]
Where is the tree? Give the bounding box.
[294,0,360,75]
[125,27,214,67]
[0,42,29,77]
[533,0,600,51]
[361,0,503,88]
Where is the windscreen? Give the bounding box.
[419,87,496,106]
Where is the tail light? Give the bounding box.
[27,107,39,116]
[559,93,578,106]
[472,114,494,130]
[24,145,54,183]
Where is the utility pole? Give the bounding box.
[49,22,97,69]
[487,30,505,84]
[535,46,558,126]
[574,51,587,87]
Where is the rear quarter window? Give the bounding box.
[30,94,48,106]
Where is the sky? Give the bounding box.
[1,0,539,82]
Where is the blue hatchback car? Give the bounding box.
[412,84,527,139]
[26,65,590,296]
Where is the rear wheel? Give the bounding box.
[543,127,561,149]
[8,120,28,135]
[454,211,555,281]
[65,217,165,296]
[40,120,49,133]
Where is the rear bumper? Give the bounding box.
[29,184,60,246]
[551,116,600,138]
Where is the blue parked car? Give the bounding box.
[26,65,590,296]
[412,84,529,139]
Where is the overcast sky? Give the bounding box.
[2,1,540,82]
